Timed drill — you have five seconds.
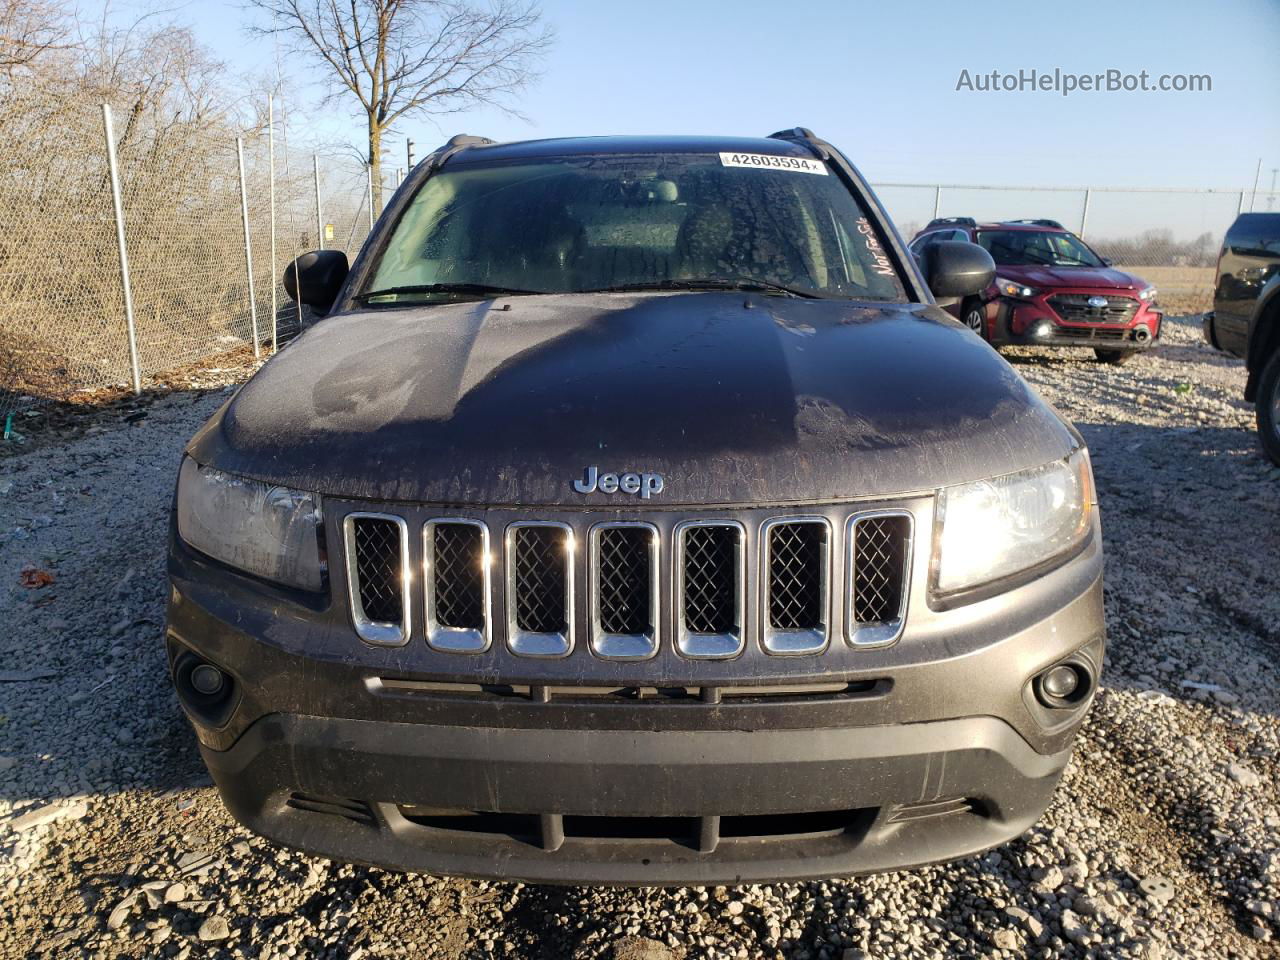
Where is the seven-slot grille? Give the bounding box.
[344,510,911,657]
[1048,293,1139,325]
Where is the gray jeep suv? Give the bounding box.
[165,128,1104,884]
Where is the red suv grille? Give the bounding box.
[1048,294,1139,325]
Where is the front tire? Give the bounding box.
[1257,348,1280,466]
[1094,348,1134,365]
[961,298,986,339]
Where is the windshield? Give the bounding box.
[362,154,907,303]
[975,229,1105,268]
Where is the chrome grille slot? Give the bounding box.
[506,522,574,657]
[676,521,744,659]
[344,513,410,646]
[847,511,912,648]
[761,518,830,656]
[424,519,490,653]
[589,522,659,660]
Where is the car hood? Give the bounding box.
[188,292,1079,506]
[996,264,1147,291]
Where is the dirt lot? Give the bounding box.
[0,315,1277,960]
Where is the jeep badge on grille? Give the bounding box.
[573,466,664,499]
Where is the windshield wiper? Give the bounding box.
[578,278,822,299]
[356,282,545,302]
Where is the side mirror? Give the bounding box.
[923,241,996,299]
[1101,256,1114,266]
[283,249,350,314]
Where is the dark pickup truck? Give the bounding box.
[1204,212,1280,465]
[166,129,1104,884]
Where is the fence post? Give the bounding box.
[313,154,323,249]
[268,94,278,353]
[367,163,375,231]
[932,185,942,219]
[1079,188,1092,238]
[101,103,142,395]
[236,137,261,359]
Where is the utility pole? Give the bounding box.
[406,138,415,172]
[313,154,323,248]
[101,103,142,394]
[1269,168,1278,211]
[267,94,278,352]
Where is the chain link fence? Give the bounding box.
[2,102,1276,425]
[0,85,394,425]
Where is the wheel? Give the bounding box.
[960,298,986,339]
[1094,348,1134,365]
[1257,348,1280,466]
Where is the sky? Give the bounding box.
[162,0,1280,237]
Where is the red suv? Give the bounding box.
[910,218,1162,363]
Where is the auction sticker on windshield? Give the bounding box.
[719,152,828,175]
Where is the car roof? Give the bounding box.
[915,221,1071,238]
[974,222,1069,232]
[445,134,819,166]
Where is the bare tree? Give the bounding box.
[0,0,70,74]
[248,0,551,207]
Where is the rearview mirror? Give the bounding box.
[283,249,350,314]
[922,241,996,299]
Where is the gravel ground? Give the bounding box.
[1,315,1277,960]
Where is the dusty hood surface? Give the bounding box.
[188,292,1079,506]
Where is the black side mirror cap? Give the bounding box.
[283,249,350,314]
[923,240,996,299]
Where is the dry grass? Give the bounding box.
[1117,265,1214,315]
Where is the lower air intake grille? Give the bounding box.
[351,517,404,625]
[513,526,569,634]
[287,792,375,825]
[851,515,910,624]
[768,522,826,630]
[432,523,485,629]
[597,526,653,635]
[683,525,738,634]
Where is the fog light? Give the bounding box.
[1032,323,1053,339]
[1042,664,1080,699]
[190,663,225,696]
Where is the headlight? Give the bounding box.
[932,449,1094,597]
[176,458,324,591]
[995,276,1037,298]
[1138,285,1157,301]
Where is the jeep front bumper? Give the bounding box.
[166,505,1104,885]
